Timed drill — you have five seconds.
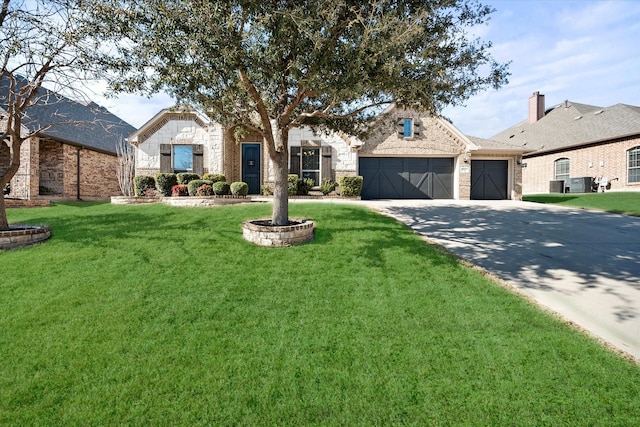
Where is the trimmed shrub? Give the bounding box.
[261,185,273,196]
[213,181,231,195]
[320,178,336,195]
[195,184,214,196]
[230,181,249,196]
[155,173,178,196]
[177,173,200,185]
[288,174,299,196]
[133,175,156,196]
[297,177,314,195]
[187,179,212,196]
[339,176,363,197]
[171,184,189,197]
[202,173,226,183]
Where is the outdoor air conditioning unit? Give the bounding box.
[549,180,564,193]
[568,176,593,193]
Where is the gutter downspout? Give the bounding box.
[77,146,83,201]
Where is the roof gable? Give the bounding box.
[128,107,211,145]
[0,75,135,155]
[360,107,471,156]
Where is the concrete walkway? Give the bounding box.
[363,199,640,362]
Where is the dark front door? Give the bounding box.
[242,144,261,195]
[359,157,453,199]
[471,160,508,200]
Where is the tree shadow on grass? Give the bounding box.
[524,195,580,204]
[308,204,462,271]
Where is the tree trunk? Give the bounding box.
[0,136,25,231]
[0,194,7,230]
[270,129,289,226]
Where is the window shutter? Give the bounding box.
[160,144,171,173]
[321,146,332,181]
[289,146,301,176]
[192,144,204,176]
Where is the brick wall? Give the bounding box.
[39,140,64,195]
[77,147,121,198]
[522,136,640,193]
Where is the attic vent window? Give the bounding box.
[594,109,604,115]
[573,115,583,121]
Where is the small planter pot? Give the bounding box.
[242,218,315,247]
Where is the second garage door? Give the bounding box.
[359,157,453,199]
[471,160,508,200]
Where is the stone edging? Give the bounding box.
[242,218,315,247]
[4,199,51,208]
[0,225,52,250]
[111,196,250,206]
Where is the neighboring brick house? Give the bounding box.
[1,77,136,200]
[491,92,640,194]
[129,106,528,200]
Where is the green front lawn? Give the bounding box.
[2,202,639,425]
[524,192,640,216]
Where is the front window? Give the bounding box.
[554,158,570,182]
[302,147,320,185]
[173,145,193,172]
[629,147,640,183]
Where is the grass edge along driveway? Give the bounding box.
[2,202,639,426]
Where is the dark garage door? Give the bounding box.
[471,160,508,200]
[359,157,453,199]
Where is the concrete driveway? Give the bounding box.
[364,199,640,362]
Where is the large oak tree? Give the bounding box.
[87,0,509,225]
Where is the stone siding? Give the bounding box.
[360,110,466,157]
[135,113,222,176]
[522,136,640,193]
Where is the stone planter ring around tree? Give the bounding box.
[242,218,315,247]
[0,225,52,250]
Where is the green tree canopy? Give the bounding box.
[87,0,509,224]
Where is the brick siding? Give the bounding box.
[522,136,640,193]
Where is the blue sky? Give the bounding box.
[96,0,640,139]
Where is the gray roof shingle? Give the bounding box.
[0,75,135,155]
[491,100,640,155]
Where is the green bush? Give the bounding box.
[155,173,178,196]
[339,176,363,197]
[213,181,231,195]
[288,174,299,196]
[195,184,214,196]
[187,179,212,196]
[297,177,314,195]
[320,178,336,195]
[230,182,249,196]
[261,185,273,196]
[177,173,200,185]
[133,175,156,196]
[202,173,226,183]
[171,185,189,197]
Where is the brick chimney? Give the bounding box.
[528,91,545,123]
